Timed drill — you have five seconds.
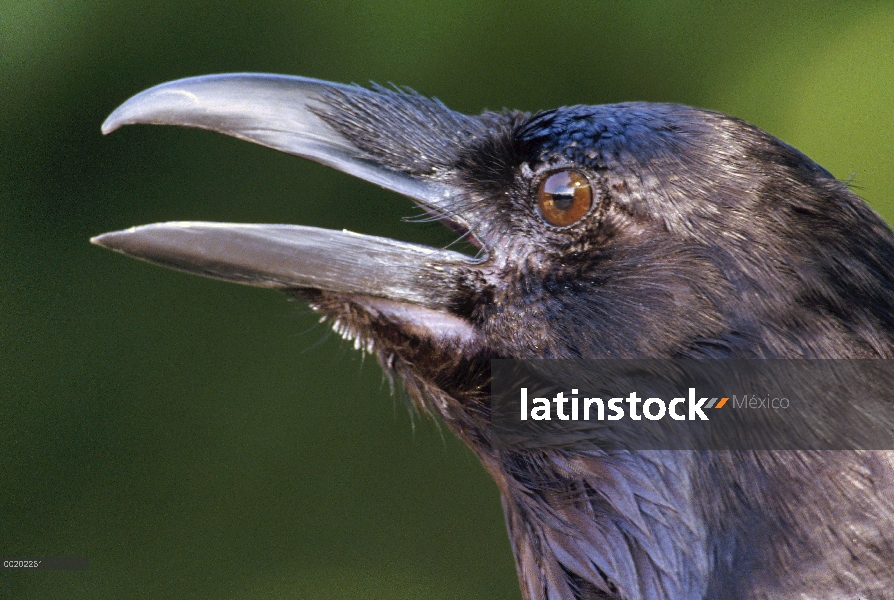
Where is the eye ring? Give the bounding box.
[536,170,593,227]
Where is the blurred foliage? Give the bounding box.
[1,1,892,598]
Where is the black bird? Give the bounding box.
[93,74,894,599]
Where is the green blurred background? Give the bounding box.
[2,1,892,598]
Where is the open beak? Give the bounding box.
[92,74,482,312]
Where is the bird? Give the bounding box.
[92,74,894,599]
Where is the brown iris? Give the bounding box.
[536,170,593,227]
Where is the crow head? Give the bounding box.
[94,74,894,599]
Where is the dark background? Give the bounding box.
[2,1,892,598]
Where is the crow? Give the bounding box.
[93,74,894,599]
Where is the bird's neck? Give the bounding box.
[485,450,712,600]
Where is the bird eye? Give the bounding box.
[537,170,593,227]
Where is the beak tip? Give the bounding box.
[100,118,118,135]
[101,85,171,135]
[102,102,136,134]
[91,229,132,251]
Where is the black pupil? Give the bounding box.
[550,189,574,211]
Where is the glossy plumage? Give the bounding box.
[95,75,894,599]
